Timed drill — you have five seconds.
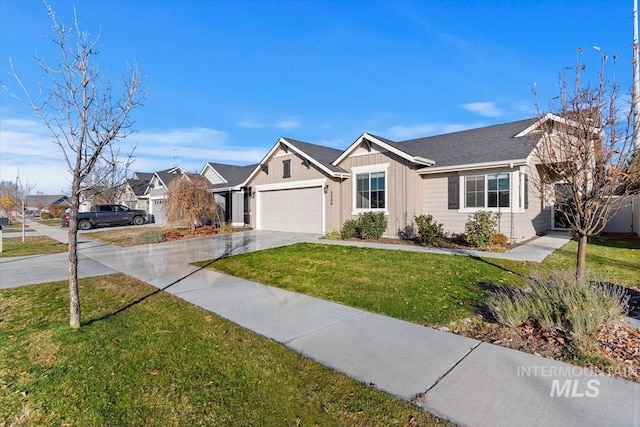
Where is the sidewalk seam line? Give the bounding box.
[424,340,483,395]
[282,311,363,345]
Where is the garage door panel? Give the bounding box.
[259,187,322,233]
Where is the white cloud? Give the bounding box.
[0,118,266,194]
[460,101,504,118]
[387,122,482,140]
[275,119,302,130]
[236,117,301,130]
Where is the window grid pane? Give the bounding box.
[487,173,510,208]
[465,176,484,208]
[355,171,385,210]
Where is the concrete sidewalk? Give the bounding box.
[81,238,638,427]
[1,223,637,426]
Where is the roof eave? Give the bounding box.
[417,159,528,175]
[333,133,433,167]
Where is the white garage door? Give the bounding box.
[152,200,167,225]
[258,187,322,233]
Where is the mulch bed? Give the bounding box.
[452,317,639,383]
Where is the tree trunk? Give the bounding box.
[576,233,588,281]
[68,191,81,329]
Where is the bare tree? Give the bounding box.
[16,173,36,242]
[166,175,219,232]
[532,49,639,280]
[2,3,147,328]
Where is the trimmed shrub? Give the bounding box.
[134,230,165,244]
[40,211,52,219]
[358,211,387,240]
[414,215,444,246]
[490,271,629,352]
[464,211,500,247]
[340,219,358,239]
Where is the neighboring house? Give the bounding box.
[25,194,70,213]
[146,167,185,225]
[239,116,574,241]
[78,186,119,212]
[200,162,257,226]
[119,172,153,212]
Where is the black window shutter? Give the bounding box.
[448,175,459,209]
[524,174,529,209]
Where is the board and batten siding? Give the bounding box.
[203,168,226,185]
[246,148,341,231]
[336,150,422,237]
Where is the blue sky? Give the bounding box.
[0,0,635,194]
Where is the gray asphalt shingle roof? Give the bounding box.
[384,117,539,168]
[205,163,258,190]
[283,138,347,173]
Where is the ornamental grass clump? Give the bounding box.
[490,271,629,352]
[133,229,165,244]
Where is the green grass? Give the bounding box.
[0,274,446,426]
[489,237,640,288]
[197,237,639,327]
[0,235,67,258]
[198,243,525,326]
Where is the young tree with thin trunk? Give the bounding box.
[166,175,218,233]
[2,3,147,328]
[15,173,36,242]
[532,49,639,280]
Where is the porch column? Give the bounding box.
[231,191,245,227]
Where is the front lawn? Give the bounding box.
[0,236,67,258]
[198,243,525,325]
[197,237,639,381]
[199,237,638,327]
[490,235,640,288]
[0,274,445,426]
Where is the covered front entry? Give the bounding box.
[256,182,324,233]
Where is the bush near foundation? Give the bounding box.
[465,211,501,247]
[414,215,444,246]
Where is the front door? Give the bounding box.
[553,183,572,229]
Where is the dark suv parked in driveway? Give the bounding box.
[61,205,147,230]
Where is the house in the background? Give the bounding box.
[145,167,185,225]
[119,172,154,212]
[78,186,119,212]
[200,162,257,227]
[25,194,70,215]
[239,116,575,242]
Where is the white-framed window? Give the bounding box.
[464,173,510,208]
[351,163,389,214]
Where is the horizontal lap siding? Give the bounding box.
[422,173,467,234]
[422,166,550,241]
[516,164,550,239]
